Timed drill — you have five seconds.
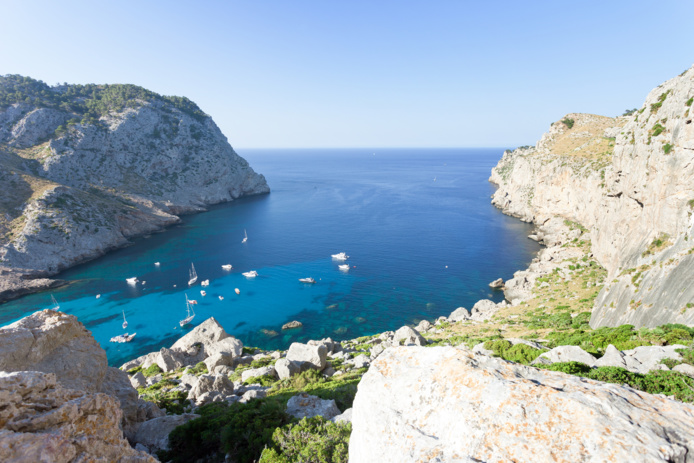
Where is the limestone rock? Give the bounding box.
[595,344,628,369]
[489,277,505,288]
[350,354,370,369]
[447,306,470,322]
[0,310,107,392]
[170,317,243,364]
[349,346,694,463]
[130,371,147,389]
[392,326,427,346]
[286,342,327,371]
[286,393,341,420]
[133,414,200,452]
[331,408,353,424]
[673,363,694,378]
[282,320,303,330]
[204,352,233,372]
[241,366,277,383]
[274,358,301,380]
[0,370,155,462]
[414,320,432,332]
[156,347,186,372]
[538,345,597,367]
[308,337,341,355]
[622,345,685,374]
[187,374,234,405]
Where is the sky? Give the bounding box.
[1,1,693,149]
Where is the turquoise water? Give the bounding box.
[0,148,540,365]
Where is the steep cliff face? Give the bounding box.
[0,76,269,300]
[490,64,694,328]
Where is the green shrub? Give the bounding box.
[651,123,665,137]
[259,416,351,463]
[187,361,208,375]
[663,143,673,154]
[650,91,669,113]
[543,361,592,375]
[161,400,292,463]
[561,118,575,129]
[686,97,693,107]
[143,364,163,377]
[571,312,592,329]
[677,346,694,366]
[504,344,544,364]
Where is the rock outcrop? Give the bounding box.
[349,346,694,463]
[490,64,694,328]
[0,75,269,302]
[0,370,155,462]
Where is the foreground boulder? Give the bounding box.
[349,346,694,462]
[286,342,327,371]
[0,371,155,462]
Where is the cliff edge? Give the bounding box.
[490,64,694,328]
[0,75,269,301]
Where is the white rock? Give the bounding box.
[330,408,353,424]
[538,345,597,367]
[275,358,301,380]
[241,366,277,383]
[285,393,341,420]
[286,342,327,370]
[673,363,694,378]
[133,414,200,452]
[392,326,427,346]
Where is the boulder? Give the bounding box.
[349,346,694,463]
[351,354,370,369]
[489,278,505,288]
[136,400,166,423]
[392,326,427,346]
[240,389,267,403]
[0,370,156,462]
[538,345,597,367]
[448,306,470,322]
[469,299,503,321]
[130,371,147,389]
[241,366,277,383]
[179,373,199,389]
[0,310,107,392]
[331,408,353,424]
[282,320,303,330]
[275,358,301,380]
[308,337,341,355]
[623,345,686,374]
[414,320,432,332]
[595,344,628,369]
[156,347,186,372]
[213,365,234,376]
[170,317,243,364]
[100,367,141,438]
[286,342,327,370]
[204,353,233,372]
[187,374,234,405]
[132,414,200,452]
[286,393,341,420]
[673,363,694,378]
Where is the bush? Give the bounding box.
[504,344,544,364]
[259,416,351,463]
[543,361,592,375]
[161,399,292,463]
[663,143,673,154]
[561,118,575,129]
[143,364,163,377]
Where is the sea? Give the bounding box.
[0,148,541,366]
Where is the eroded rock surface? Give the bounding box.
[349,346,694,463]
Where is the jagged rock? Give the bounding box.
[286,393,341,420]
[538,345,597,367]
[204,352,233,372]
[275,358,301,380]
[187,374,234,405]
[136,400,166,423]
[622,345,686,374]
[392,326,427,346]
[170,317,243,365]
[240,389,267,403]
[469,299,504,321]
[349,346,694,463]
[0,370,155,462]
[179,374,199,389]
[351,354,370,369]
[0,310,107,392]
[130,371,147,389]
[282,320,303,330]
[241,366,277,382]
[286,342,327,371]
[100,367,141,438]
[331,408,353,424]
[213,365,234,376]
[308,337,341,354]
[146,374,162,386]
[595,344,628,369]
[133,414,200,452]
[156,347,186,372]
[489,278,505,288]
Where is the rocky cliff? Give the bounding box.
[490,64,694,328]
[0,75,269,301]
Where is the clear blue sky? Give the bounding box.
[2,1,692,148]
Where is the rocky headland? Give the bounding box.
[0,75,269,302]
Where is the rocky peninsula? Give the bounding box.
[0,75,269,302]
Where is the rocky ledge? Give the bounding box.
[0,75,269,302]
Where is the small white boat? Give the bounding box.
[96,294,101,299]
[299,277,316,284]
[188,263,198,286]
[242,270,258,278]
[242,229,248,243]
[222,264,232,270]
[141,281,146,285]
[110,333,136,343]
[51,295,60,311]
[180,294,195,327]
[338,264,350,271]
[122,310,128,330]
[235,288,240,295]
[126,277,138,285]
[201,290,207,296]
[155,262,160,266]
[189,299,198,305]
[201,279,210,287]
[219,295,224,301]
[331,252,349,261]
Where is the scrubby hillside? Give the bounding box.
[0,75,269,301]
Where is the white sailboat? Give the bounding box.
[222,264,232,270]
[110,333,136,343]
[242,270,258,278]
[122,310,128,330]
[188,263,198,286]
[126,277,138,285]
[180,294,195,327]
[338,264,350,272]
[242,229,248,243]
[51,295,60,311]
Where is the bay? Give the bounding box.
[0,148,540,366]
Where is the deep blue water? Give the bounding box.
[0,148,540,366]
